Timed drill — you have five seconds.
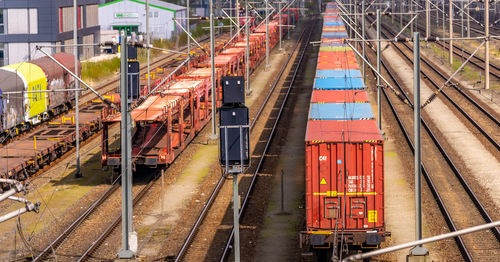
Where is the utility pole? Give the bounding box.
[401,1,403,28]
[377,9,381,130]
[236,0,240,38]
[146,0,150,92]
[349,0,352,37]
[210,0,217,138]
[485,0,490,89]
[230,0,233,38]
[392,0,395,24]
[442,0,445,37]
[265,0,270,68]
[279,0,282,50]
[410,0,414,35]
[245,0,251,94]
[73,0,82,178]
[426,0,430,38]
[187,0,190,58]
[362,1,365,82]
[287,0,291,40]
[467,0,470,38]
[408,31,429,260]
[117,30,134,259]
[449,0,453,65]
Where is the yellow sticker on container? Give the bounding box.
[320,178,327,185]
[368,210,377,223]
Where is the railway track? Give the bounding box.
[22,36,217,260]
[0,34,217,186]
[374,17,500,151]
[404,17,500,81]
[38,21,305,262]
[364,27,500,262]
[171,19,315,262]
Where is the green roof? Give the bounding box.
[99,0,186,13]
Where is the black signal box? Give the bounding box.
[219,106,250,167]
[222,76,245,105]
[127,61,139,100]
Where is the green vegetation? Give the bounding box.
[82,57,121,83]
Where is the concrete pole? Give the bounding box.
[467,0,470,38]
[415,34,421,198]
[485,0,490,89]
[362,1,365,82]
[401,1,403,27]
[349,0,352,37]
[210,0,217,139]
[442,0,445,37]
[146,0,150,92]
[410,0,414,35]
[233,174,240,262]
[73,0,81,178]
[377,9,381,130]
[409,31,429,257]
[287,0,291,40]
[236,0,240,38]
[265,0,270,68]
[245,0,251,93]
[117,30,134,259]
[279,0,282,50]
[449,0,453,65]
[230,0,233,38]
[392,0,395,24]
[426,0,430,38]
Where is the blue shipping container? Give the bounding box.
[308,103,374,120]
[322,33,348,39]
[315,69,362,78]
[314,77,365,90]
[320,43,346,47]
[324,21,344,26]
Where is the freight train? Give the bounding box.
[0,53,80,143]
[101,12,297,172]
[300,3,387,258]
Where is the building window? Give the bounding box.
[154,12,158,17]
[60,6,83,33]
[0,43,6,66]
[0,9,4,34]
[59,8,63,32]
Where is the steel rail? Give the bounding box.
[376,18,500,151]
[30,33,220,262]
[219,19,315,262]
[32,179,121,261]
[408,21,500,79]
[77,174,157,261]
[377,37,500,243]
[173,20,313,262]
[368,42,500,261]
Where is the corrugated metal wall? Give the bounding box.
[86,5,98,27]
[82,34,94,58]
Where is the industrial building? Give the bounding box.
[98,0,187,39]
[0,0,100,65]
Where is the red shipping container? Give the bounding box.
[304,119,384,245]
[311,90,368,103]
[317,51,359,70]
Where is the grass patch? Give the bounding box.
[81,57,121,83]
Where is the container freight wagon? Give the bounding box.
[101,13,292,171]
[300,2,387,256]
[0,53,80,143]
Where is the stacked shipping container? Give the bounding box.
[302,2,386,252]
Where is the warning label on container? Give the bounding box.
[368,210,377,223]
[320,178,327,185]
